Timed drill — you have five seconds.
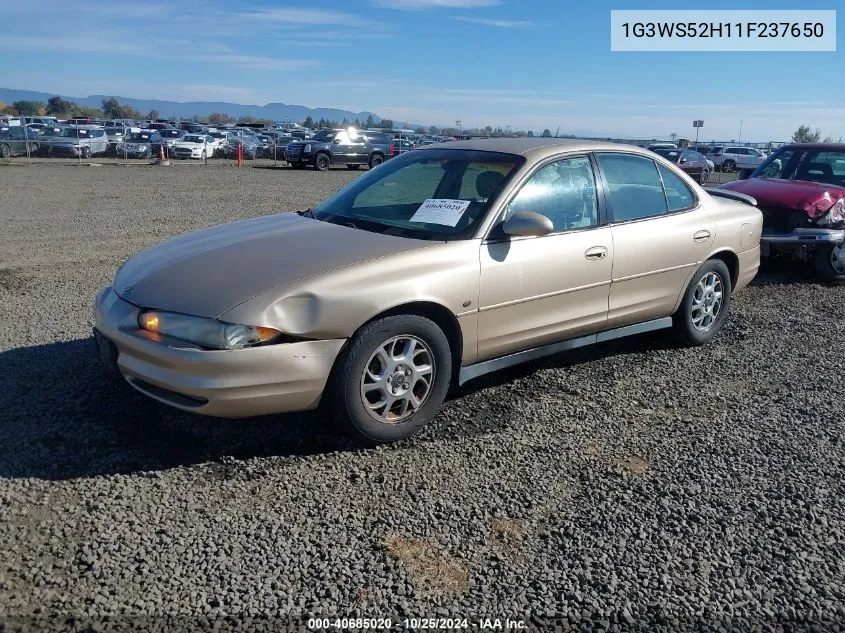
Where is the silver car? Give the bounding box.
[50,127,110,158]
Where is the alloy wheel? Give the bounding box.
[690,272,724,332]
[360,335,435,424]
[829,244,845,275]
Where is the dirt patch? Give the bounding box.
[617,454,650,475]
[385,535,469,595]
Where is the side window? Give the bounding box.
[334,131,350,145]
[595,153,667,222]
[505,156,598,232]
[657,164,696,211]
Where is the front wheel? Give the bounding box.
[673,259,732,346]
[813,243,845,284]
[314,153,330,171]
[369,154,384,169]
[328,315,452,443]
[0,143,10,158]
[699,170,710,185]
[722,160,736,173]
[81,146,91,159]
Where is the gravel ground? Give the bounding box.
[0,164,843,632]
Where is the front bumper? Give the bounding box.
[94,287,345,418]
[761,228,845,245]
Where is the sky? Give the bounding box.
[1,0,843,141]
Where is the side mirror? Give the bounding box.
[333,138,341,145]
[501,211,554,237]
[679,158,688,164]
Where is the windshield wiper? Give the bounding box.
[297,208,315,218]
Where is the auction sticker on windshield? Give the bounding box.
[410,199,471,226]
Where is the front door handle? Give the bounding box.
[693,230,712,243]
[584,246,608,261]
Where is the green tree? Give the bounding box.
[12,100,45,115]
[792,124,822,143]
[381,119,394,130]
[822,135,843,143]
[428,125,439,136]
[365,114,375,128]
[303,115,314,129]
[207,112,231,125]
[526,130,535,137]
[101,97,140,120]
[46,96,72,116]
[415,126,427,134]
[541,128,552,138]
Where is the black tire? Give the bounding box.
[81,146,91,159]
[673,259,732,346]
[346,164,360,170]
[0,143,10,158]
[812,244,845,284]
[314,153,330,171]
[142,148,152,160]
[369,153,384,169]
[722,159,736,173]
[328,315,452,443]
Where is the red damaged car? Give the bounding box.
[720,143,845,282]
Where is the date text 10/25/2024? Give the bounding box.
[306,617,528,630]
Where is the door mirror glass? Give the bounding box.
[501,211,554,237]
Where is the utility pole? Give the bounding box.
[738,120,743,144]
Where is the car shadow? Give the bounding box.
[0,337,362,481]
[1,327,693,482]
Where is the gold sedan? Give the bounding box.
[95,139,762,442]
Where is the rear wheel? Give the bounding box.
[722,159,736,173]
[81,146,91,159]
[328,315,452,443]
[813,243,845,284]
[699,170,710,185]
[315,153,331,171]
[673,259,732,346]
[369,153,384,169]
[0,143,10,158]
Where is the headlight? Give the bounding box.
[138,310,280,350]
[817,199,845,227]
[304,144,311,153]
[139,144,149,151]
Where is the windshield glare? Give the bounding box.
[311,130,334,142]
[183,135,205,143]
[313,150,524,240]
[59,128,88,137]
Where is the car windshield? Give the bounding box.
[655,149,681,161]
[183,135,205,143]
[313,149,524,241]
[311,130,334,142]
[106,128,123,135]
[161,130,182,138]
[127,133,151,141]
[752,148,845,186]
[59,128,88,137]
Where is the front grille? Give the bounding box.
[760,207,814,232]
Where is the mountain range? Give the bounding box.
[0,88,382,124]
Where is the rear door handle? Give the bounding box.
[584,246,608,261]
[693,230,712,243]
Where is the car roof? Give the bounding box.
[782,143,845,151]
[416,137,651,160]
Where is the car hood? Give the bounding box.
[113,214,433,318]
[720,178,845,219]
[172,141,204,148]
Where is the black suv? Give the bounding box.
[285,129,396,171]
